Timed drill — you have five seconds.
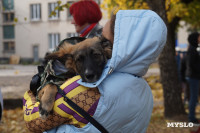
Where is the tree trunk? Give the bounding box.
[146,0,186,118]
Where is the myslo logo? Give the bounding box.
[167,122,193,127]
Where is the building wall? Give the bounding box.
[0,0,108,61]
[0,1,2,57]
[2,0,191,61]
[15,0,78,59]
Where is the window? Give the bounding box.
[67,1,73,20]
[49,33,60,51]
[3,41,15,53]
[3,12,14,22]
[30,4,41,21]
[48,3,59,20]
[2,0,14,10]
[3,25,15,39]
[67,32,78,38]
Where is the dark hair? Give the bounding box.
[69,0,102,26]
[188,32,199,47]
[110,14,116,37]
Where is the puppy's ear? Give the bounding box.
[45,42,74,60]
[99,36,113,59]
[45,51,63,60]
[65,55,76,72]
[103,43,112,59]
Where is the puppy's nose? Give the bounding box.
[85,69,95,81]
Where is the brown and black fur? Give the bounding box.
[46,36,112,82]
[38,36,112,118]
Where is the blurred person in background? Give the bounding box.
[43,9,167,133]
[185,32,200,124]
[180,53,190,104]
[69,0,102,38]
[24,9,167,133]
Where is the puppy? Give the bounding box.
[38,36,112,118]
[46,36,112,82]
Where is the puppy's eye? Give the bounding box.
[93,53,102,58]
[63,54,71,59]
[76,55,84,62]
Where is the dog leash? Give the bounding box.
[57,86,109,133]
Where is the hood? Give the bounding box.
[78,10,167,88]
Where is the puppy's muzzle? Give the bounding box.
[84,69,98,83]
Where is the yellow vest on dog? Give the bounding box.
[23,75,100,132]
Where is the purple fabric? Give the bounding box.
[55,93,62,100]
[58,103,88,124]
[55,79,79,100]
[88,99,99,116]
[63,79,80,94]
[31,106,39,114]
[22,98,26,106]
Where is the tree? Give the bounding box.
[101,0,200,118]
[146,0,185,118]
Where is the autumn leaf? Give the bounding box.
[58,6,64,11]
[57,0,62,5]
[14,18,18,23]
[54,6,59,10]
[64,3,70,8]
[50,11,57,17]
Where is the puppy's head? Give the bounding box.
[45,37,112,83]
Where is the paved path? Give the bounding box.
[0,64,160,99]
[0,64,160,77]
[0,65,37,99]
[0,65,37,77]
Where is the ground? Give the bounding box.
[0,64,199,133]
[0,76,32,99]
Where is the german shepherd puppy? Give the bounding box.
[38,36,112,118]
[46,37,112,82]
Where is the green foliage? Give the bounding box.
[101,0,149,18]
[101,0,200,30]
[182,0,200,30]
[14,18,18,23]
[49,1,71,18]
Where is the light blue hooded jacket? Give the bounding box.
[45,10,167,133]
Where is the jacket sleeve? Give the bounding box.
[187,49,200,76]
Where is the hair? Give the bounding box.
[110,14,116,37]
[69,0,102,26]
[188,32,199,47]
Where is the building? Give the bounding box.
[0,0,192,64]
[0,0,107,63]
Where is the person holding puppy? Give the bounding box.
[24,10,167,133]
[70,0,102,38]
[43,10,167,133]
[23,1,103,132]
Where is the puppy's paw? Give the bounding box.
[38,84,57,119]
[39,103,52,119]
